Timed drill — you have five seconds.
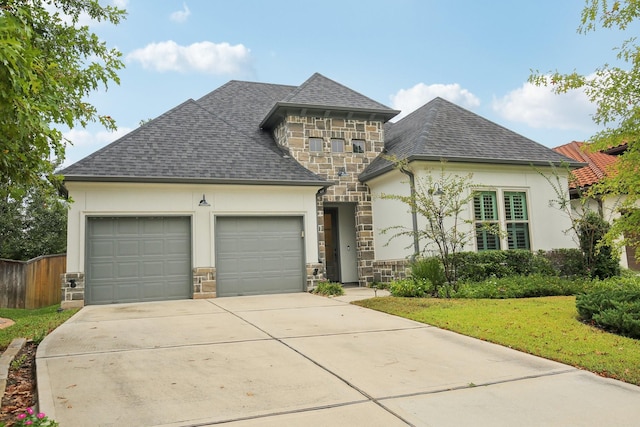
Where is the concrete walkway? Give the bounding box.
[37,289,640,426]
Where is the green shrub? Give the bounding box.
[453,251,510,282]
[451,274,590,299]
[388,278,431,297]
[542,248,587,278]
[576,280,640,339]
[410,256,445,295]
[578,211,620,279]
[312,282,344,296]
[451,249,591,283]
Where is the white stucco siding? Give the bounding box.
[65,182,321,273]
[571,194,639,270]
[368,162,578,261]
[368,169,415,260]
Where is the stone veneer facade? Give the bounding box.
[273,115,385,286]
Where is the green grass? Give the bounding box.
[0,305,79,350]
[353,296,640,386]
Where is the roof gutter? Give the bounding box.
[61,175,333,187]
[399,166,420,259]
[360,155,587,183]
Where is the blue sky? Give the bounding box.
[62,0,631,166]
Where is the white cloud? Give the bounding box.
[170,3,191,23]
[112,0,128,8]
[127,41,251,75]
[492,79,596,131]
[62,127,132,166]
[390,82,480,121]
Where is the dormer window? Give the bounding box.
[331,138,344,153]
[309,137,323,152]
[352,139,365,153]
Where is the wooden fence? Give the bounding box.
[0,254,66,309]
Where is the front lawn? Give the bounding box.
[0,305,78,350]
[354,296,640,386]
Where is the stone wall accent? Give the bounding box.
[61,272,85,309]
[274,115,386,286]
[306,262,324,291]
[193,267,216,299]
[372,260,410,284]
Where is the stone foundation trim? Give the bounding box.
[61,272,85,309]
[372,259,410,284]
[193,267,216,298]
[306,262,325,291]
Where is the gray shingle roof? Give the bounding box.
[260,73,399,128]
[61,96,329,185]
[61,76,580,187]
[360,97,584,181]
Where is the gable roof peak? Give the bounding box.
[260,72,399,128]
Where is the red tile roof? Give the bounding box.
[552,141,618,189]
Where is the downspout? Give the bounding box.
[400,167,420,259]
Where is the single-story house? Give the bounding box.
[553,141,639,270]
[60,73,581,307]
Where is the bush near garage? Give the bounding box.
[409,256,446,296]
[388,278,431,297]
[311,281,345,296]
[576,276,640,339]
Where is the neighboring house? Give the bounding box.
[552,141,639,270]
[60,73,580,307]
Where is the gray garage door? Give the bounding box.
[215,216,305,297]
[86,217,191,305]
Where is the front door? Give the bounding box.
[324,208,340,282]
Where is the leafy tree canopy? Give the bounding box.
[0,0,126,197]
[0,183,67,260]
[530,0,640,256]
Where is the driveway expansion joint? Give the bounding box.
[216,303,415,426]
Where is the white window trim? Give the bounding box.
[472,188,533,251]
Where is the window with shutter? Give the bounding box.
[473,192,500,251]
[504,192,530,249]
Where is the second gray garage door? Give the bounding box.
[215,216,305,297]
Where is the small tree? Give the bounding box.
[380,162,478,295]
[538,163,620,278]
[578,211,620,278]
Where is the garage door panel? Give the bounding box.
[90,241,114,257]
[117,240,140,257]
[115,283,140,302]
[88,263,114,280]
[86,217,191,305]
[116,218,138,235]
[117,262,139,278]
[91,286,115,303]
[166,238,189,255]
[143,220,164,234]
[216,217,304,297]
[142,261,164,277]
[142,240,163,255]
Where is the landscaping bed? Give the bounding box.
[0,342,37,426]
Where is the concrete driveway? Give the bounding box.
[37,290,640,426]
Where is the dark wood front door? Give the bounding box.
[324,209,340,282]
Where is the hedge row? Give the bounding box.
[576,276,640,339]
